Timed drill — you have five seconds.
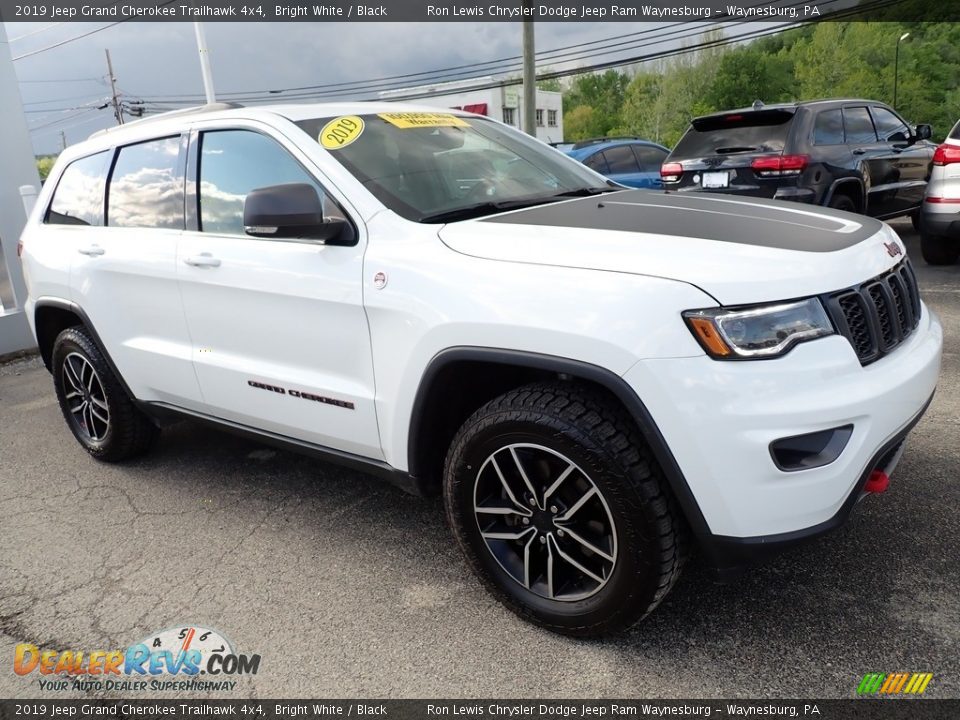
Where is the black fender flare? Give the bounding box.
[407,346,712,541]
[823,177,866,211]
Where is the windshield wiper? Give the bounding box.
[549,186,621,197]
[715,146,758,154]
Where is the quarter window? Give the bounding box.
[843,107,877,145]
[633,145,668,172]
[45,151,110,226]
[813,109,844,145]
[198,130,343,236]
[871,107,911,143]
[107,136,183,230]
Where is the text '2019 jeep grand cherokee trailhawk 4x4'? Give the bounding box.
[21,103,943,636]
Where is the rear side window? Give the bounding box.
[107,136,183,230]
[673,110,794,157]
[633,145,668,172]
[871,107,910,143]
[602,145,640,174]
[843,107,877,144]
[584,152,609,174]
[197,129,343,236]
[813,109,844,145]
[45,152,110,226]
[950,121,960,141]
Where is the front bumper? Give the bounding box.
[623,303,942,572]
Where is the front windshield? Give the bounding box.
[294,112,611,222]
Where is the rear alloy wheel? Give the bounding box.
[444,383,687,636]
[52,326,159,461]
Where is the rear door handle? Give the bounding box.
[77,245,105,256]
[183,253,221,268]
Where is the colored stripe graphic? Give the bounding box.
[858,672,933,695]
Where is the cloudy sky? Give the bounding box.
[5,20,777,154]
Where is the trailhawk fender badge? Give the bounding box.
[884,241,903,257]
[373,271,388,289]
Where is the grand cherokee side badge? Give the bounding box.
[373,271,388,289]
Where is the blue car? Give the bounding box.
[564,137,670,189]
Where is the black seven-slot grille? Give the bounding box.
[822,259,921,366]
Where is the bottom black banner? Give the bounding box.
[1,700,958,720]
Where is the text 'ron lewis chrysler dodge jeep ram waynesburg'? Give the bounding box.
[20,103,943,636]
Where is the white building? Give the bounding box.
[380,77,564,144]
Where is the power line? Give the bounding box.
[7,23,66,42]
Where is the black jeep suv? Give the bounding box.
[661,99,935,221]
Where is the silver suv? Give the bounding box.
[920,119,960,264]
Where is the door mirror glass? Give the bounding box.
[914,124,933,141]
[243,183,350,243]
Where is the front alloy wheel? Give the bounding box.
[474,443,617,601]
[445,382,688,636]
[61,352,111,442]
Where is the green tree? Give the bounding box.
[705,47,795,110]
[36,156,57,181]
[562,69,631,137]
[563,105,604,141]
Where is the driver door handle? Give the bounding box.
[183,253,221,268]
[77,245,105,256]
[852,148,867,155]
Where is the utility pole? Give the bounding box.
[522,4,536,137]
[104,49,123,125]
[60,130,67,151]
[193,22,217,104]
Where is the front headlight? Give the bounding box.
[683,298,834,359]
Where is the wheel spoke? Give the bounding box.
[84,404,98,438]
[481,527,536,542]
[555,486,597,523]
[508,446,540,508]
[476,506,527,515]
[90,395,108,411]
[543,462,576,503]
[522,532,537,589]
[90,406,109,424]
[64,391,81,400]
[86,367,97,391]
[70,400,88,416]
[489,456,531,516]
[553,537,606,584]
[63,359,83,392]
[557,526,615,563]
[546,534,556,599]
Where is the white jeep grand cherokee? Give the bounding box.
[20,103,943,636]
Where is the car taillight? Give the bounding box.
[751,154,808,177]
[660,162,683,182]
[933,143,960,166]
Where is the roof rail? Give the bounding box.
[571,136,647,150]
[89,102,245,139]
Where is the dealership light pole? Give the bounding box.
[194,22,217,104]
[893,31,909,110]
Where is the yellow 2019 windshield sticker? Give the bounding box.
[378,112,469,129]
[319,116,365,150]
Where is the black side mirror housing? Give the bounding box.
[914,124,933,141]
[243,183,352,244]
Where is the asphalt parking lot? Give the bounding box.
[1,218,957,700]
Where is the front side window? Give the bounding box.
[813,109,844,145]
[584,152,609,174]
[107,136,183,229]
[294,113,608,222]
[871,107,911,143]
[46,152,111,226]
[843,107,877,145]
[198,130,343,236]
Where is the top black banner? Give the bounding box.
[0,0,953,22]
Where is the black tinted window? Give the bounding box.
[633,145,668,172]
[673,110,794,157]
[871,107,910,143]
[198,130,341,236]
[843,107,877,144]
[602,145,640,174]
[108,136,182,229]
[583,152,608,173]
[46,152,110,226]
[813,109,844,145]
[950,121,960,141]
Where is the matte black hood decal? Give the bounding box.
[482,190,882,252]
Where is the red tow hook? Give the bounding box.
[864,469,890,494]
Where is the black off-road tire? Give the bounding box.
[910,210,921,232]
[443,382,689,637]
[920,228,960,265]
[828,194,857,213]
[52,326,159,461]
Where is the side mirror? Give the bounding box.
[243,183,351,243]
[914,124,933,141]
